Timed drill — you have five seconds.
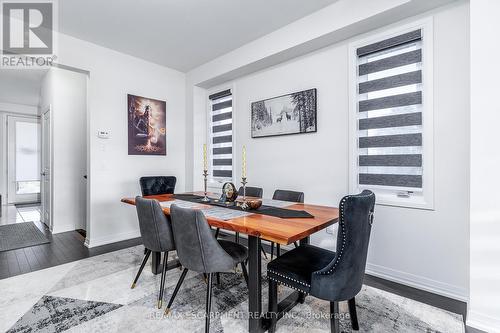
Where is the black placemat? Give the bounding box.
[172,194,314,219]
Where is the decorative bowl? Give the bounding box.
[242,199,262,210]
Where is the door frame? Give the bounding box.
[41,106,53,230]
[6,114,41,204]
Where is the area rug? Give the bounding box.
[0,222,50,252]
[0,245,465,332]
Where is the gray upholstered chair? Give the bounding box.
[272,189,304,203]
[165,204,249,332]
[267,190,375,333]
[131,197,176,309]
[139,176,176,196]
[238,186,263,198]
[269,189,305,258]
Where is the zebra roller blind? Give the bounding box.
[356,29,423,190]
[209,89,233,179]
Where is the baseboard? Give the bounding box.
[84,229,141,248]
[467,310,500,333]
[51,223,76,234]
[366,263,468,302]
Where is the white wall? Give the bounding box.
[469,0,500,331]
[189,2,469,301]
[54,34,187,247]
[0,72,42,106]
[39,68,88,233]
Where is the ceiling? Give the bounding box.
[59,0,338,72]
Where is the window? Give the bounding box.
[208,89,233,181]
[349,21,433,209]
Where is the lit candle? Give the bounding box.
[242,145,247,178]
[203,144,208,171]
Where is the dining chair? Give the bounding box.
[139,176,177,196]
[238,186,263,198]
[166,204,249,333]
[266,190,375,333]
[269,189,305,258]
[131,197,176,309]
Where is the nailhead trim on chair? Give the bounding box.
[267,269,311,287]
[268,276,310,294]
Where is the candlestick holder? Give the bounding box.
[239,177,249,210]
[202,170,210,202]
[241,177,247,201]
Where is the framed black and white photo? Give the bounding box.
[251,88,317,138]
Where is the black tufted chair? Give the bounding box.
[267,190,375,333]
[139,176,176,196]
[269,189,305,257]
[131,197,176,309]
[165,204,249,332]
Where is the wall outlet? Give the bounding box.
[326,226,334,234]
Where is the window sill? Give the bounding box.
[373,192,434,211]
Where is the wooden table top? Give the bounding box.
[121,192,339,245]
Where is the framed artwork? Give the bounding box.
[127,94,166,155]
[251,88,317,138]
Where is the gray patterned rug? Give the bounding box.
[0,222,50,252]
[2,246,465,332]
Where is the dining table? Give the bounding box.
[121,191,339,333]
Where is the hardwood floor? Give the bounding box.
[0,220,142,280]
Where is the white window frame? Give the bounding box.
[348,18,434,210]
[206,83,236,189]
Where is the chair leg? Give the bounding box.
[294,241,299,248]
[214,228,220,238]
[277,244,281,257]
[235,232,240,243]
[205,273,213,333]
[260,245,268,259]
[131,249,151,289]
[240,262,249,287]
[158,251,168,308]
[216,273,221,286]
[270,242,274,260]
[165,268,189,315]
[348,297,359,330]
[330,301,339,333]
[268,279,278,333]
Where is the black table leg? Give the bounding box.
[151,251,181,275]
[298,237,309,303]
[152,251,161,274]
[248,235,264,333]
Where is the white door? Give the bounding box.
[7,116,41,204]
[41,109,51,228]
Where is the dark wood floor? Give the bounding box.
[0,221,142,280]
[0,226,483,333]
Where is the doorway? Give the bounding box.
[41,108,51,229]
[7,115,41,205]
